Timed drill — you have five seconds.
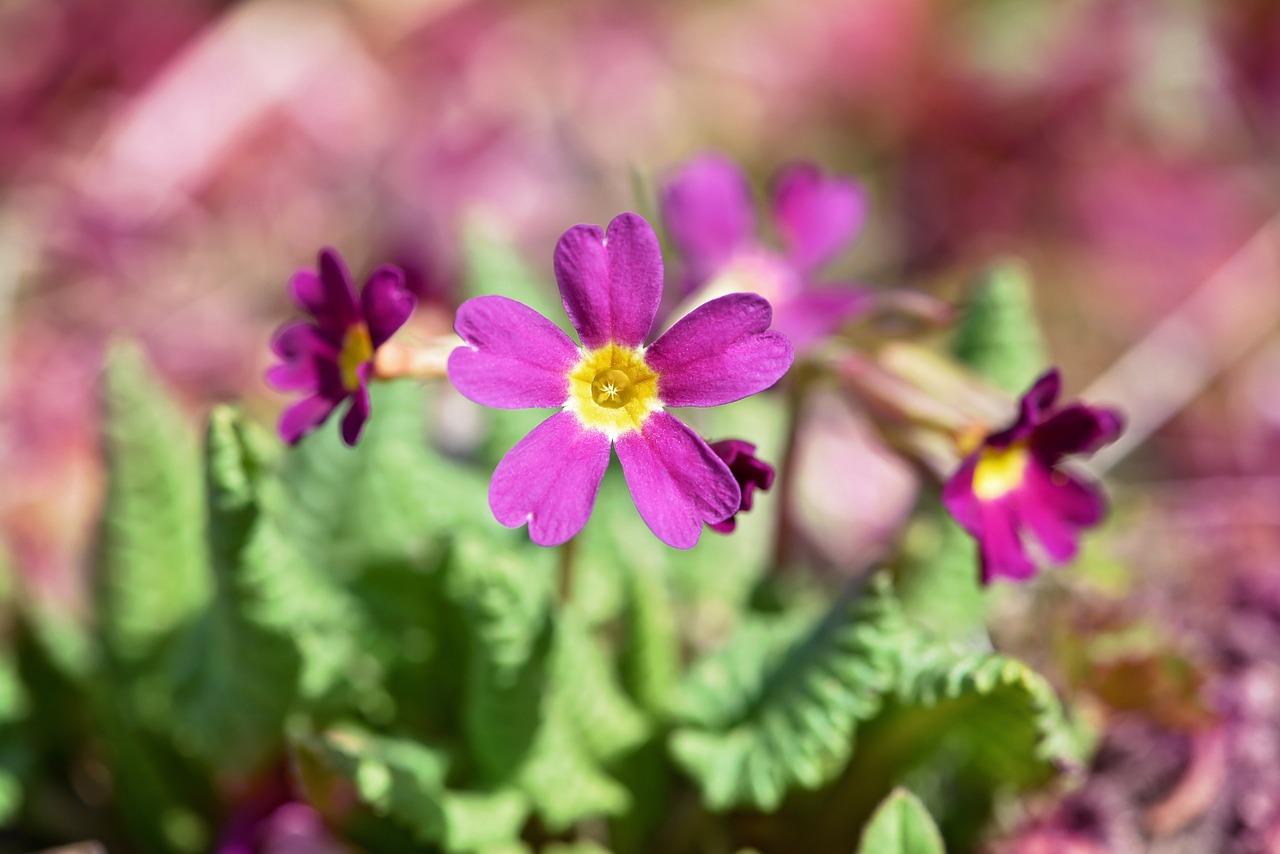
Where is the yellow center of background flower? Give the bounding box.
[339,323,374,392]
[566,342,660,439]
[972,442,1029,500]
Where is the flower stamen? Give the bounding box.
[339,323,373,391]
[972,442,1029,500]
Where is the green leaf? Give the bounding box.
[821,644,1081,848]
[517,611,650,830]
[451,534,647,831]
[294,723,530,852]
[857,788,945,854]
[885,646,1083,787]
[156,407,299,773]
[949,261,1047,394]
[668,577,907,811]
[454,533,555,785]
[618,562,680,716]
[96,342,207,660]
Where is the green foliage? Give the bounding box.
[619,561,680,716]
[885,644,1083,787]
[96,342,207,660]
[520,610,650,829]
[830,640,1082,850]
[254,381,487,713]
[156,407,299,773]
[856,789,945,854]
[670,576,1078,820]
[58,338,1081,853]
[294,722,530,852]
[950,261,1047,394]
[451,533,648,831]
[669,578,907,811]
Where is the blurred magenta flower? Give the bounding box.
[942,370,1123,584]
[660,153,870,350]
[266,249,416,447]
[449,212,793,548]
[707,439,775,534]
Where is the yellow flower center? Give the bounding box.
[972,442,1030,501]
[566,342,661,439]
[339,323,374,392]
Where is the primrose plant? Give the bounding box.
[6,155,1128,854]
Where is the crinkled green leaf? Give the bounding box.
[669,577,907,811]
[294,722,529,852]
[453,533,555,782]
[819,642,1082,849]
[856,788,945,854]
[96,342,207,660]
[885,644,1084,786]
[451,533,647,831]
[950,260,1047,394]
[155,407,298,773]
[619,561,680,717]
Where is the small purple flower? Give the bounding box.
[266,248,416,447]
[660,153,871,350]
[448,212,794,549]
[942,369,1124,584]
[707,440,775,534]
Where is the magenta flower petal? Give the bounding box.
[990,369,1062,445]
[771,164,867,273]
[646,293,794,407]
[977,504,1038,583]
[340,365,373,447]
[1035,404,1125,458]
[449,296,579,409]
[489,410,611,546]
[266,323,331,392]
[1025,464,1107,527]
[554,212,663,350]
[660,153,756,288]
[361,266,417,348]
[279,395,339,446]
[771,286,875,351]
[1014,491,1079,562]
[615,412,740,549]
[290,248,361,335]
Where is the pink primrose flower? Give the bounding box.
[266,248,416,447]
[942,370,1124,584]
[448,212,794,548]
[660,153,871,351]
